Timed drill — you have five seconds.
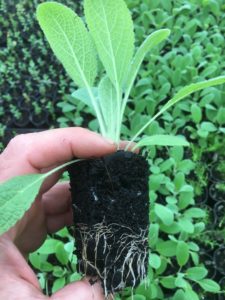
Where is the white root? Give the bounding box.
[75,222,149,297]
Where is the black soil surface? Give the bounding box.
[68,151,150,294]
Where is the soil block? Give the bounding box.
[68,150,150,295]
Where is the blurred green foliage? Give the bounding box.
[1,0,225,299]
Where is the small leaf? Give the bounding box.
[178,218,194,233]
[52,277,66,293]
[186,267,208,281]
[29,253,41,270]
[176,241,189,267]
[175,276,188,288]
[160,276,176,289]
[174,172,185,191]
[184,289,200,300]
[37,239,63,255]
[149,253,161,269]
[56,243,69,265]
[134,135,189,149]
[149,223,159,247]
[173,289,186,300]
[200,121,217,132]
[184,208,206,218]
[154,203,174,226]
[198,279,220,293]
[191,103,202,123]
[156,240,177,257]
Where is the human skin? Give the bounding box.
[0,128,117,300]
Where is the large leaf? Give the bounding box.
[134,135,189,149]
[125,29,170,95]
[37,2,97,88]
[129,75,225,146]
[0,160,80,236]
[84,0,134,88]
[98,76,117,138]
[0,174,45,236]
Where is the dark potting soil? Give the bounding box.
[68,151,149,295]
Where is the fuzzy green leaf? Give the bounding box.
[0,160,80,236]
[0,174,45,236]
[37,2,97,87]
[84,0,134,88]
[134,135,189,149]
[125,29,170,94]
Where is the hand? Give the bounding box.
[0,128,116,300]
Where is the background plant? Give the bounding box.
[1,0,225,299]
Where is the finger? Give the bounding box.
[52,278,104,300]
[2,128,115,170]
[46,209,73,233]
[119,140,139,152]
[42,182,71,215]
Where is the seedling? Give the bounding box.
[36,1,225,151]
[34,0,225,295]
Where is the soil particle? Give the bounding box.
[68,151,149,294]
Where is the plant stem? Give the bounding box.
[115,86,122,147]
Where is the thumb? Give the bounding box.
[51,278,105,300]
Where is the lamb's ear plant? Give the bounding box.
[36,1,225,150]
[34,0,225,296]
